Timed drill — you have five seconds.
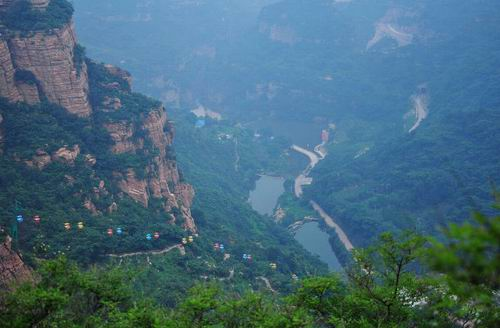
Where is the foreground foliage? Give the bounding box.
[2,208,498,328]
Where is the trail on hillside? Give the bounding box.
[257,276,277,293]
[107,244,185,258]
[408,93,428,133]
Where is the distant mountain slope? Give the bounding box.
[72,0,500,248]
[0,0,326,299]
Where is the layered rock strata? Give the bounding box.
[0,236,33,290]
[109,106,196,233]
[0,21,91,117]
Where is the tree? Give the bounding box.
[426,208,500,327]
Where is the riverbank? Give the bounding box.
[310,201,354,251]
[291,142,354,253]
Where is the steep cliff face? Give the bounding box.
[0,22,92,117]
[0,0,196,241]
[106,104,197,233]
[0,236,33,290]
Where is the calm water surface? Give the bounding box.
[248,175,285,215]
[294,222,342,272]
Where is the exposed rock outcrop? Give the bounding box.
[83,198,99,215]
[102,96,122,111]
[106,106,196,232]
[84,154,96,166]
[52,144,80,164]
[0,39,22,102]
[16,81,40,104]
[117,169,149,207]
[30,0,49,9]
[0,235,33,290]
[25,149,52,169]
[24,145,80,169]
[0,0,196,235]
[104,64,132,90]
[105,122,141,154]
[0,21,92,117]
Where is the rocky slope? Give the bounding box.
[0,21,91,116]
[0,0,196,244]
[0,235,33,290]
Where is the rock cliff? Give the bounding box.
[0,235,33,290]
[108,105,197,233]
[0,0,91,116]
[0,0,196,237]
[0,21,92,116]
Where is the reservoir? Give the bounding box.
[248,175,285,216]
[249,174,343,272]
[294,222,342,272]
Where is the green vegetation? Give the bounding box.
[87,59,160,123]
[0,60,327,304]
[2,209,498,327]
[72,0,500,255]
[14,70,38,86]
[307,108,500,247]
[73,44,86,76]
[0,0,73,33]
[0,98,185,266]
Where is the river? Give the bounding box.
[248,174,343,272]
[294,222,342,271]
[248,175,285,216]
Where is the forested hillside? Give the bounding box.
[0,0,327,303]
[2,209,499,327]
[73,0,500,251]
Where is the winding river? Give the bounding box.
[247,126,349,272]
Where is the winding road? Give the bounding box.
[107,244,185,258]
[292,144,322,197]
[291,141,354,252]
[408,94,428,133]
[310,201,354,251]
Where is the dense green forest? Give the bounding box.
[2,209,498,327]
[0,0,73,33]
[0,60,326,305]
[0,97,325,305]
[2,0,499,324]
[73,0,500,252]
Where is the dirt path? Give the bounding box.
[294,174,312,198]
[310,201,354,251]
[257,276,277,293]
[408,94,428,133]
[107,244,185,258]
[292,144,320,169]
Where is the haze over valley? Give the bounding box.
[1,0,499,326]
